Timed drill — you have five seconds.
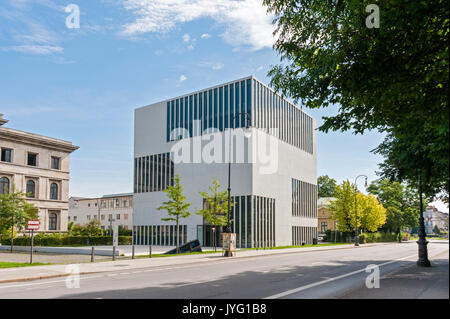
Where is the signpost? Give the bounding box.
[112,223,118,261]
[26,220,40,264]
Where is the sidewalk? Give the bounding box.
[339,249,449,299]
[0,242,406,284]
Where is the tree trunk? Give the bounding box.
[176,220,180,254]
[10,223,14,253]
[398,227,402,243]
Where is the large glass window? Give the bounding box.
[219,87,223,131]
[1,148,12,162]
[230,84,235,128]
[49,213,57,230]
[235,83,240,128]
[208,89,213,130]
[26,180,35,198]
[224,85,229,129]
[50,183,58,200]
[189,95,193,137]
[51,156,60,170]
[0,177,10,194]
[27,153,37,166]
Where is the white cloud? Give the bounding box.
[182,33,191,42]
[256,66,264,71]
[121,0,276,51]
[201,33,211,39]
[2,45,63,55]
[179,75,187,83]
[200,62,224,70]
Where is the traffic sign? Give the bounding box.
[27,220,40,230]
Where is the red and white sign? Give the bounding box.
[27,220,40,230]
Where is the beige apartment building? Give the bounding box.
[68,193,133,231]
[0,114,79,232]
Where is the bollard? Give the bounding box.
[132,245,135,259]
[149,245,152,258]
[91,246,95,263]
[112,246,116,261]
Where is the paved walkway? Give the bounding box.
[0,242,401,284]
[338,248,449,299]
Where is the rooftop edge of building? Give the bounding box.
[134,75,313,118]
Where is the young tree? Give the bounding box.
[329,181,386,234]
[318,175,337,198]
[196,178,233,252]
[329,181,356,232]
[157,174,191,254]
[0,189,39,251]
[432,225,441,236]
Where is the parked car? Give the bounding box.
[318,234,326,242]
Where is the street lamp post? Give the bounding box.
[417,173,431,267]
[354,175,368,246]
[225,112,251,257]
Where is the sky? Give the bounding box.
[1,0,447,213]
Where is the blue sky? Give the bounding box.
[1,1,446,212]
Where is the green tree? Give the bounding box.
[318,175,337,198]
[157,174,191,254]
[329,181,386,234]
[196,178,233,251]
[432,225,441,235]
[264,0,449,201]
[368,180,421,242]
[0,189,39,250]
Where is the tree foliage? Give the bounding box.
[68,219,104,237]
[329,180,386,232]
[0,189,39,234]
[264,0,449,200]
[318,175,337,198]
[368,180,421,239]
[157,174,191,253]
[196,178,233,228]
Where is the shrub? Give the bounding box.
[1,234,132,246]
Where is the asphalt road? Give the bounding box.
[0,241,447,299]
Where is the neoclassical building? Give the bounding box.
[0,114,79,232]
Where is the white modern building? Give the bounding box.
[133,76,318,248]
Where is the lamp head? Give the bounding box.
[364,177,368,187]
[243,126,252,138]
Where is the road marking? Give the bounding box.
[0,275,105,289]
[264,253,418,299]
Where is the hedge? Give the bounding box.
[325,230,398,244]
[1,234,132,246]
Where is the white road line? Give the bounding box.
[264,253,418,299]
[0,275,105,289]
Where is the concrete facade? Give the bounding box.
[68,193,133,231]
[133,76,318,247]
[0,114,78,232]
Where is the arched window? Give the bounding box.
[50,183,58,200]
[49,213,57,230]
[0,177,9,195]
[26,180,35,198]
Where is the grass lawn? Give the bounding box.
[0,262,48,269]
